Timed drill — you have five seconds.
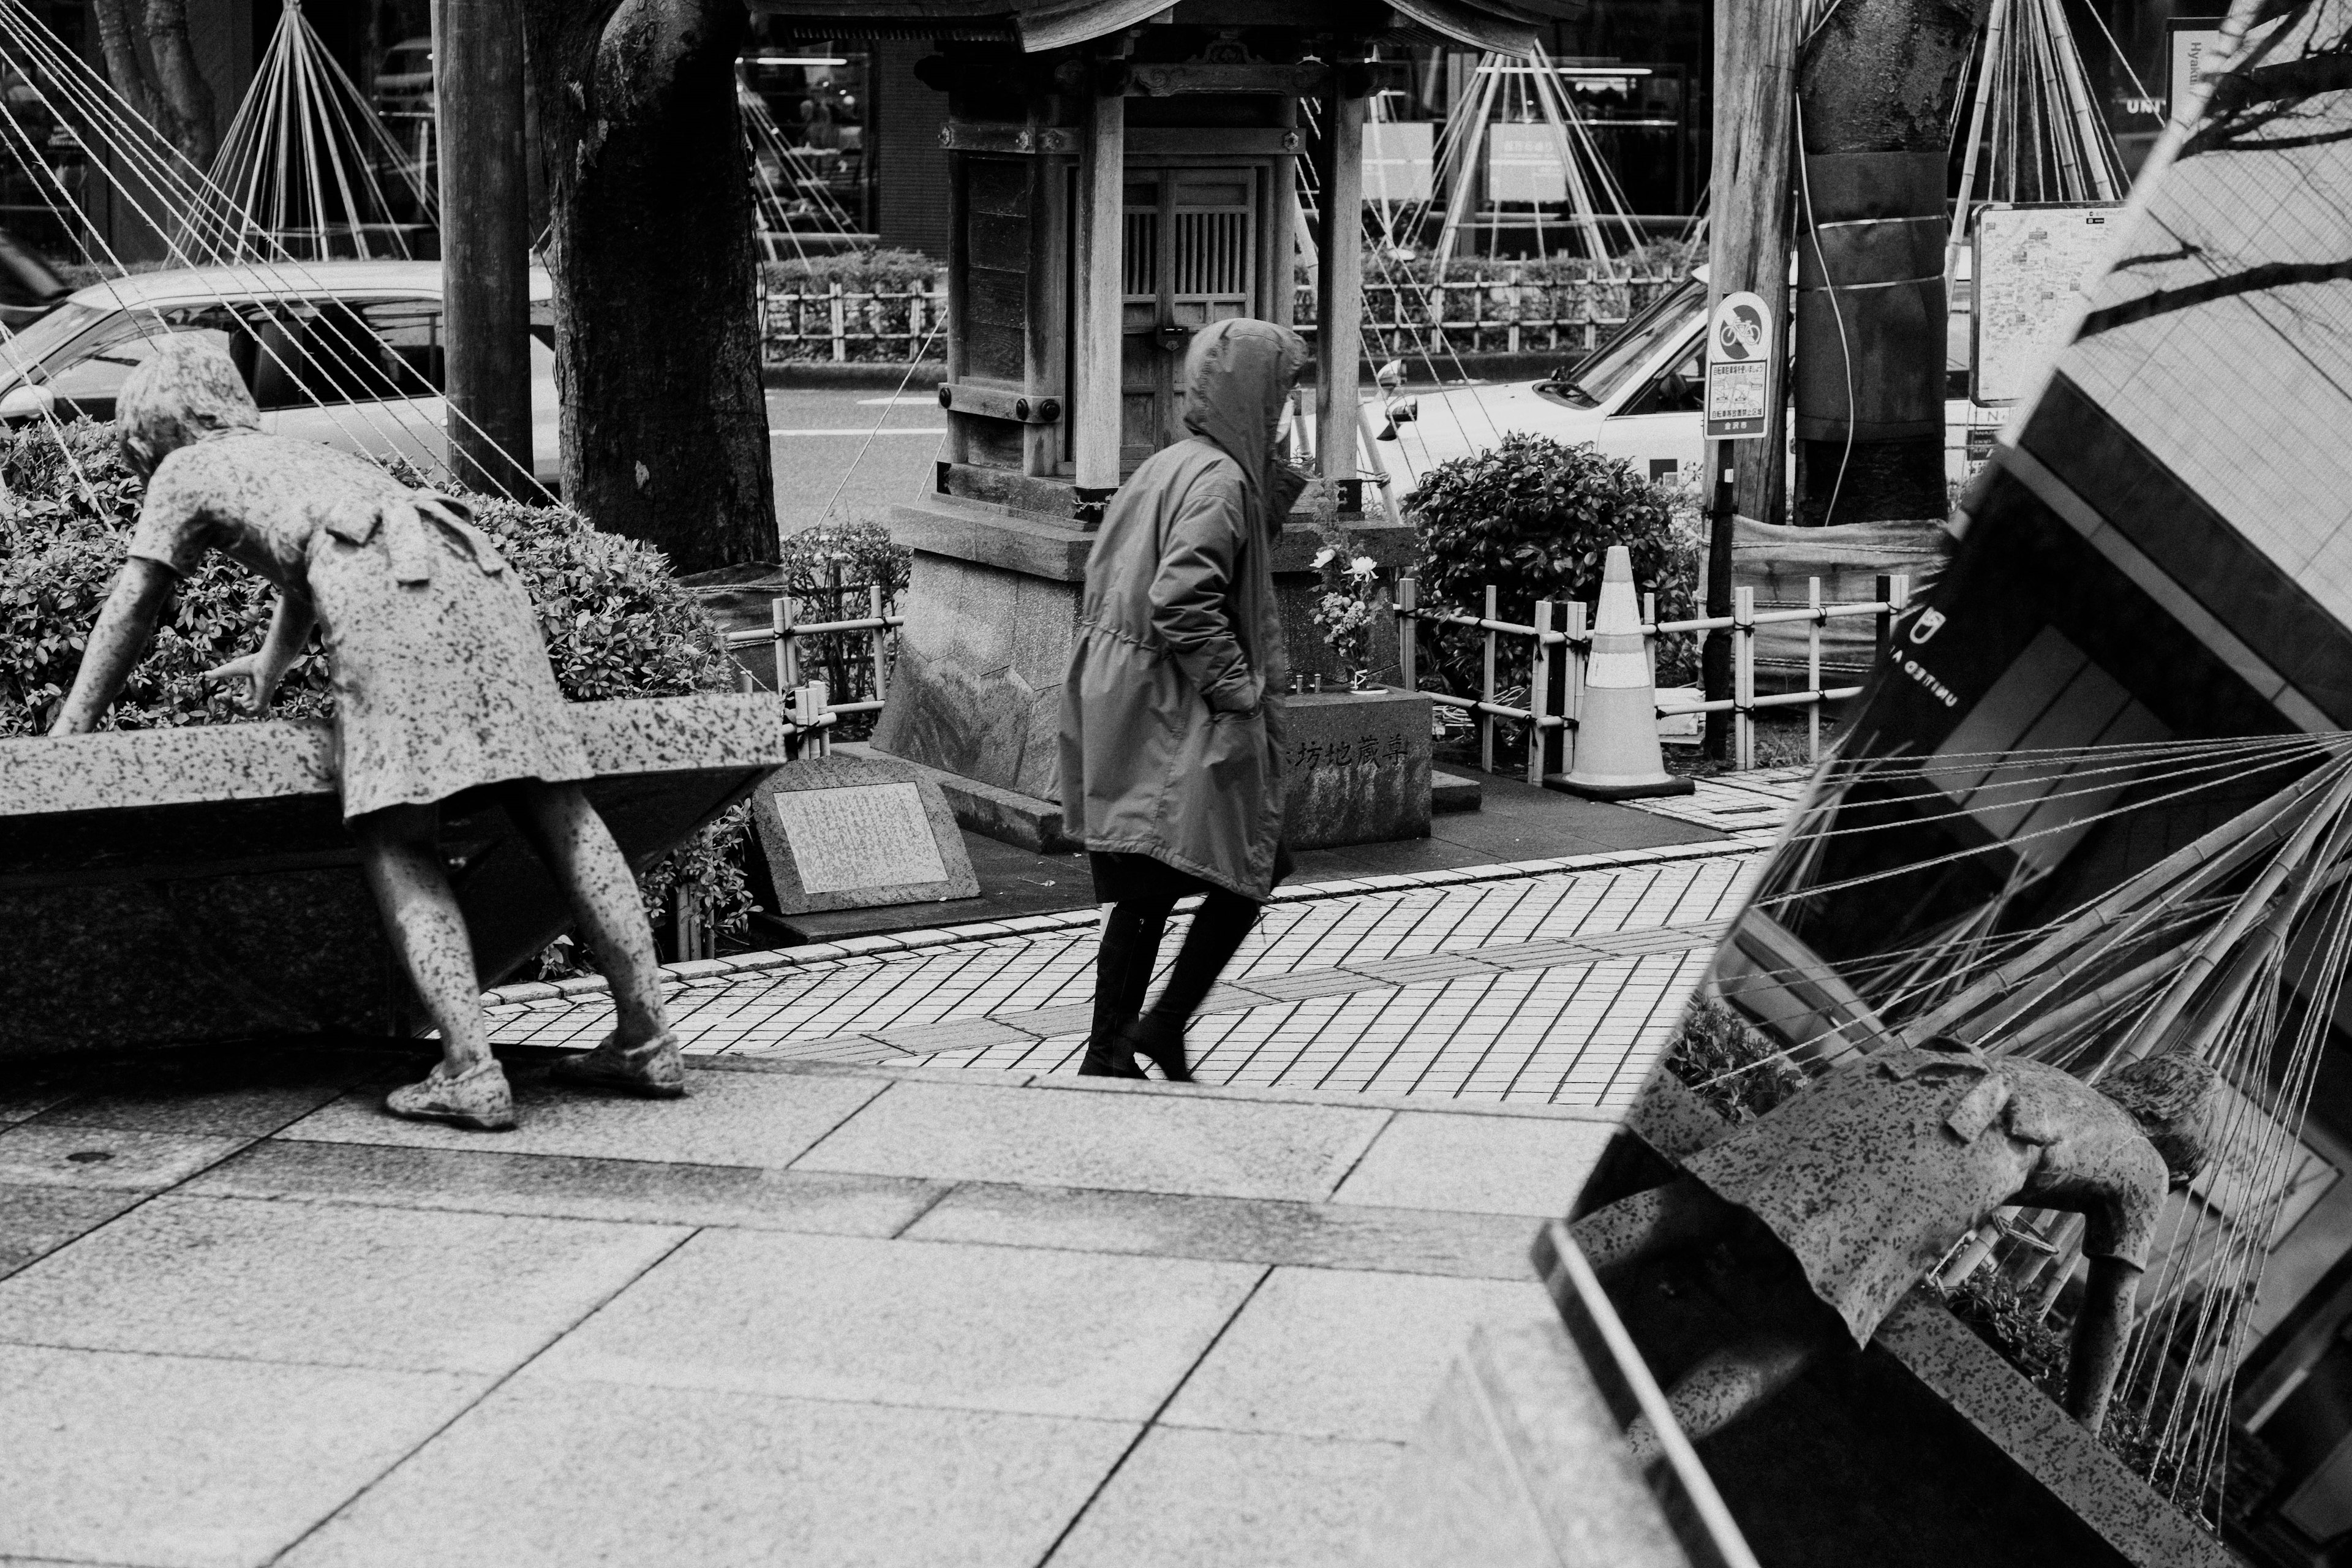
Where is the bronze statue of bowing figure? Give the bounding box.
[1542,1039,2221,1460]
[50,335,683,1131]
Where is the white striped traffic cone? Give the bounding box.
[1555,546,1694,801]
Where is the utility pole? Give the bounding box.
[1792,0,1985,524]
[1701,0,1798,755]
[436,0,533,497]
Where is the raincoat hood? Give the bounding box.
[117,334,260,478]
[1180,317,1310,534]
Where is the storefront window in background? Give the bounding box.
[362,0,439,227]
[0,2,92,266]
[741,19,875,239]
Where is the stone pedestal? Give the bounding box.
[1283,689,1433,851]
[868,494,1091,812]
[873,488,1430,854]
[0,694,788,1060]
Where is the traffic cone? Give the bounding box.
[1553,546,1694,801]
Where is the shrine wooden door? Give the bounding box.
[1116,167,1262,475]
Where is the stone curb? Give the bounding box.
[480,835,1757,1010]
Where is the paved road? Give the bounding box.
[764,386,943,538]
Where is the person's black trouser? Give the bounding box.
[1090,888,1261,1054]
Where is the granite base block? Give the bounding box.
[1281,690,1433,851]
[869,532,1084,804]
[0,694,790,1060]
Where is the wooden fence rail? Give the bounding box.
[1394,573,1912,777]
[721,587,904,717]
[756,270,1686,365]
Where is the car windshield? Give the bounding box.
[0,301,104,390]
[1542,277,1707,409]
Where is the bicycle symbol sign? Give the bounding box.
[1705,290,1774,440]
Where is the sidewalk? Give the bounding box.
[492,770,1800,1110]
[0,770,1806,1568]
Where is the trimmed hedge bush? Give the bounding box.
[1407,432,1700,764]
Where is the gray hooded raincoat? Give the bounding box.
[1057,318,1310,900]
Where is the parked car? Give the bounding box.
[1381,269,2007,506]
[0,260,559,486]
[373,37,435,114]
[0,226,70,332]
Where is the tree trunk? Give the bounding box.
[140,0,217,168]
[1792,0,1985,524]
[88,0,159,129]
[521,0,777,573]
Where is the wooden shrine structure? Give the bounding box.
[757,0,1570,842]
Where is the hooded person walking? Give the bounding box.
[1058,317,1312,1082]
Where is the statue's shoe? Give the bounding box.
[385,1060,516,1131]
[549,1031,688,1099]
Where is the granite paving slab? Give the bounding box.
[1158,1268,1551,1443]
[0,1184,143,1280]
[1329,1110,1621,1218]
[527,1227,1262,1421]
[902,1182,1540,1280]
[0,1124,250,1192]
[791,1079,1390,1202]
[280,1067,886,1170]
[0,1194,686,1374]
[0,1343,487,1568]
[1046,1427,1406,1568]
[278,1378,1133,1568]
[185,1139,944,1237]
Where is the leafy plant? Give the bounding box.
[1306,520,1384,688]
[1660,998,1806,1124]
[1408,432,1698,766]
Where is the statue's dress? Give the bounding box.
[127,432,592,820]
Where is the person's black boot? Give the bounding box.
[1077,1023,1145,1078]
[1120,1014,1193,1082]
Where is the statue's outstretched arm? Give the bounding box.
[205,589,316,717]
[49,557,176,735]
[2064,1255,2139,1431]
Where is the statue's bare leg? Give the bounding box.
[1568,1179,1728,1282]
[1626,1330,1820,1466]
[355,802,515,1130]
[505,780,684,1098]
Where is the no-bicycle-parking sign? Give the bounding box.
[1704,290,1773,440]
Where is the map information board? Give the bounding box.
[1970,204,2121,406]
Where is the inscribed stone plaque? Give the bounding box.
[752,755,978,914]
[771,782,946,893]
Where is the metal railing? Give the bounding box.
[1395,573,1912,776]
[1295,269,1686,360]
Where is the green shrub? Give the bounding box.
[760,247,938,293]
[1408,432,1698,763]
[0,418,756,953]
[1660,998,1805,1124]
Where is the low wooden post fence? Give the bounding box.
[723,593,906,730]
[1392,573,1913,777]
[756,269,1684,364]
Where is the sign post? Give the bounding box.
[1703,290,1774,442]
